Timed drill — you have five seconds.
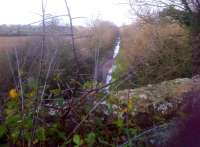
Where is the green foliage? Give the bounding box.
[73,134,84,147]
[5,114,21,126]
[36,127,46,142]
[1,15,193,147]
[82,81,95,89]
[47,124,67,142]
[159,6,193,26]
[114,22,192,89]
[114,118,124,129]
[0,125,6,138]
[11,128,20,143]
[85,132,96,146]
[112,48,128,81]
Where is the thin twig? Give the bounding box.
[5,50,18,88]
[37,49,58,112]
[64,0,80,96]
[31,0,47,142]
[64,75,131,144]
[14,48,25,145]
[118,122,174,147]
[14,48,24,113]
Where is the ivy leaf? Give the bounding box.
[73,134,83,146]
[5,114,21,126]
[123,128,138,136]
[24,132,31,142]
[128,100,134,110]
[0,125,6,138]
[85,132,96,146]
[114,118,124,129]
[36,127,46,141]
[6,101,18,109]
[57,131,67,141]
[23,116,33,129]
[11,128,20,142]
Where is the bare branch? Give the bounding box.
[27,14,69,25]
[64,75,131,144]
[64,0,81,96]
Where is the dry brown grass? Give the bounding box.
[114,21,192,88]
[74,21,118,59]
[0,36,33,51]
[120,22,189,64]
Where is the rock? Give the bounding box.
[133,112,153,129]
[107,76,200,146]
[108,76,200,127]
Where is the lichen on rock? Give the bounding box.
[108,76,200,127]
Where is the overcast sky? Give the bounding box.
[0,0,132,26]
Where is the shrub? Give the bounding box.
[114,21,192,89]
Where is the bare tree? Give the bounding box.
[128,0,200,25]
[128,0,200,13]
[64,0,81,96]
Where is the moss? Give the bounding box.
[109,77,197,119]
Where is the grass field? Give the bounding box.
[0,36,32,50]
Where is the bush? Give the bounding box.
[0,21,121,146]
[113,21,192,89]
[0,21,118,92]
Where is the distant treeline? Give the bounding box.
[0,24,71,36]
